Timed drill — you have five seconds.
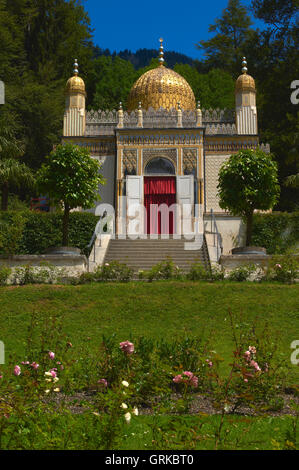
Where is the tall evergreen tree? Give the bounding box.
[196,0,258,74]
[0,0,95,170]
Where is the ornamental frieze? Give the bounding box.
[117,133,202,146]
[66,140,115,156]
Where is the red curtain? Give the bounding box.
[144,177,176,234]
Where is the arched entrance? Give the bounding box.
[144,158,176,235]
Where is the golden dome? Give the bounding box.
[65,60,86,95]
[127,65,196,111]
[235,73,256,93]
[66,75,86,95]
[235,57,256,93]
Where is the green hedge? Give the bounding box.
[0,210,99,255]
[252,211,299,254]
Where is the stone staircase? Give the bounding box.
[103,235,210,273]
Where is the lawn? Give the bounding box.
[0,281,298,450]
[1,281,298,381]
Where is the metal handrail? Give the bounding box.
[86,213,107,264]
[209,209,223,261]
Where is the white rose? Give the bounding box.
[124,412,131,423]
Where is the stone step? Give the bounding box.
[103,235,210,272]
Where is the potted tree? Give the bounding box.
[217,148,280,254]
[37,143,105,253]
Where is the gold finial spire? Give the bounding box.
[73,59,79,76]
[159,38,165,66]
[242,57,248,74]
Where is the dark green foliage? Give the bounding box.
[0,210,99,254]
[79,261,134,283]
[91,56,137,110]
[0,0,94,170]
[252,211,299,254]
[196,0,258,75]
[218,149,280,245]
[37,144,104,245]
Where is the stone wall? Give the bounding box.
[0,254,88,283]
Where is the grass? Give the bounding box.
[0,280,298,450]
[2,412,297,450]
[0,281,299,382]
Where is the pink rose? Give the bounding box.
[250,360,261,371]
[206,359,213,367]
[31,362,39,370]
[14,365,21,376]
[48,351,55,359]
[97,379,108,387]
[244,351,251,362]
[50,369,57,378]
[173,374,183,384]
[173,371,198,388]
[119,341,134,355]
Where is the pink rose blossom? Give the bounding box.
[244,351,251,362]
[119,341,134,355]
[50,369,57,378]
[48,351,55,359]
[31,362,39,370]
[173,371,198,388]
[206,359,213,367]
[14,365,21,376]
[97,379,108,387]
[244,378,248,383]
[250,360,261,371]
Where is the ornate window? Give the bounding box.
[145,157,175,175]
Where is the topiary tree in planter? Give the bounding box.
[217,148,280,247]
[37,143,105,247]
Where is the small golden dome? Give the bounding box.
[65,60,86,95]
[127,65,196,111]
[66,75,86,95]
[235,73,256,93]
[235,57,256,93]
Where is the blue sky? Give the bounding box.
[82,0,264,59]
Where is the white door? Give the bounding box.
[126,176,144,237]
[176,175,194,236]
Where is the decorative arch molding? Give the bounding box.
[145,157,175,175]
[142,148,178,175]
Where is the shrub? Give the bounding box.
[0,212,27,255]
[252,211,299,254]
[79,261,134,283]
[187,262,211,281]
[11,263,66,285]
[0,265,11,285]
[265,254,299,284]
[0,210,99,255]
[226,264,255,282]
[144,258,183,281]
